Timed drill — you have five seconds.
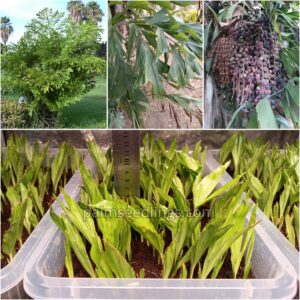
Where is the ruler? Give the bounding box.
[112,131,140,198]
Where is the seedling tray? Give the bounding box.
[207,149,300,283]
[0,149,88,299]
[23,155,297,299]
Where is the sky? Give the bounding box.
[0,0,108,44]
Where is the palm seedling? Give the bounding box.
[219,133,299,248]
[1,135,82,264]
[51,135,257,279]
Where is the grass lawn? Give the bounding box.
[61,76,106,128]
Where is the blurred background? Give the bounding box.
[1,130,298,149]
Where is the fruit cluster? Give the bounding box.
[212,11,285,109]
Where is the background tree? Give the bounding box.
[67,0,85,23]
[67,0,103,23]
[1,16,13,45]
[2,8,105,128]
[85,1,104,23]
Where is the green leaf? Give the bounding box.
[201,205,253,279]
[285,214,295,247]
[103,241,136,278]
[204,174,243,203]
[127,0,150,10]
[86,140,109,179]
[286,83,299,107]
[163,241,176,278]
[156,28,169,59]
[167,47,186,88]
[293,205,299,247]
[178,152,200,172]
[62,215,96,278]
[144,43,165,96]
[125,210,165,256]
[65,240,74,278]
[256,99,279,129]
[51,143,68,194]
[2,199,28,260]
[127,23,137,60]
[193,161,230,208]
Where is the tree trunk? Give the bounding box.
[204,75,213,128]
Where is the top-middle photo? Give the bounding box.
[108,0,203,129]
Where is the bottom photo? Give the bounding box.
[0,130,299,299]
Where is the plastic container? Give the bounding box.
[207,150,300,283]
[0,150,89,299]
[23,157,297,299]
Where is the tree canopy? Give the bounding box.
[2,8,105,128]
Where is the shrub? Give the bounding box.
[2,8,105,127]
[1,101,29,128]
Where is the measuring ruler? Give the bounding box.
[112,131,140,198]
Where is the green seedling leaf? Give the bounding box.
[201,204,253,279]
[62,215,96,277]
[86,140,110,179]
[193,161,230,208]
[204,174,244,203]
[65,240,74,278]
[178,152,200,173]
[103,241,136,278]
[28,184,44,217]
[2,199,28,261]
[125,212,165,256]
[51,143,68,194]
[293,205,299,247]
[285,214,295,247]
[279,184,291,218]
[80,163,103,205]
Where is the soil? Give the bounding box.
[131,239,163,278]
[1,170,72,268]
[122,79,202,129]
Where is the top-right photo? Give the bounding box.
[204,0,299,129]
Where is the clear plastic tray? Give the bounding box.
[23,156,297,299]
[207,150,300,283]
[0,150,89,299]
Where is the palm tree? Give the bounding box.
[1,16,13,45]
[85,1,104,23]
[67,0,85,23]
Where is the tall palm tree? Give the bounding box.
[1,16,13,45]
[85,1,104,23]
[67,0,85,23]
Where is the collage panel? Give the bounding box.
[0,129,299,299]
[0,0,300,299]
[204,0,299,129]
[108,0,203,129]
[1,0,107,129]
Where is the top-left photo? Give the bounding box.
[1,0,107,129]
